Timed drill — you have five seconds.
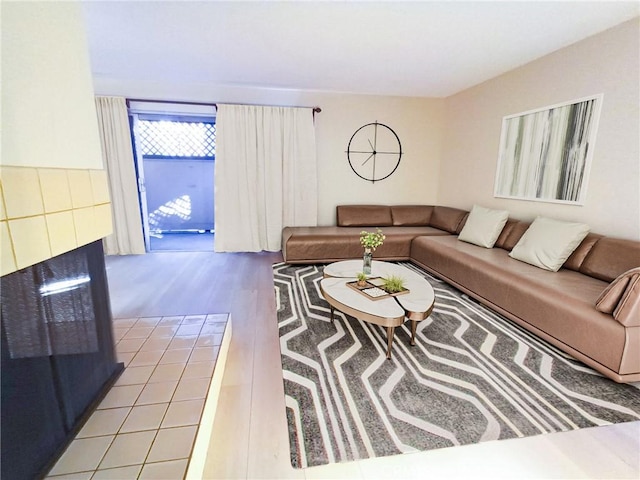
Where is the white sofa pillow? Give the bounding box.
[458,205,509,248]
[509,217,590,272]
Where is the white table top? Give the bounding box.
[321,260,435,319]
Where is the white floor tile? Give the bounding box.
[48,436,114,476]
[98,431,156,469]
[114,365,155,386]
[91,464,143,479]
[161,399,205,428]
[120,403,169,433]
[138,459,188,479]
[135,381,178,405]
[146,426,197,463]
[76,407,130,438]
[97,384,144,409]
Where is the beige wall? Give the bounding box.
[1,2,112,275]
[439,19,640,240]
[93,81,445,226]
[310,92,443,225]
[2,2,104,170]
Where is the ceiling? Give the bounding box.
[82,1,639,98]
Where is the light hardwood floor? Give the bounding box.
[106,251,640,479]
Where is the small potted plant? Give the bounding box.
[382,275,406,294]
[359,229,385,274]
[356,271,368,287]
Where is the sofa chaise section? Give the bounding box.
[410,227,640,383]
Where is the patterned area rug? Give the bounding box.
[273,262,640,469]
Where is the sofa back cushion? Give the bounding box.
[390,205,433,226]
[494,219,517,250]
[563,233,604,272]
[336,205,392,227]
[580,237,640,282]
[429,206,469,234]
[497,221,531,251]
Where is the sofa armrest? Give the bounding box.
[281,227,294,262]
[613,275,640,327]
[596,267,640,327]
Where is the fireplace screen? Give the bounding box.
[1,248,99,358]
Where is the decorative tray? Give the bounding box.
[346,277,410,301]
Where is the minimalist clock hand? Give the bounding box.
[372,156,376,183]
[361,153,374,166]
[373,123,378,151]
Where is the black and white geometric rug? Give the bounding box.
[273,262,640,469]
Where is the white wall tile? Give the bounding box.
[90,169,111,204]
[8,216,51,269]
[46,211,78,257]
[73,206,97,247]
[67,170,94,208]
[1,167,44,218]
[39,168,73,213]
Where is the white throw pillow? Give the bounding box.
[509,217,590,272]
[458,205,509,248]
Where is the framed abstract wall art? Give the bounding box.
[494,94,603,205]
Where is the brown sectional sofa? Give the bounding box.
[281,205,640,383]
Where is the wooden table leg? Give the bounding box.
[330,305,335,323]
[386,326,395,359]
[411,320,418,346]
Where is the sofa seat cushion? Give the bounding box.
[282,226,450,263]
[410,235,627,373]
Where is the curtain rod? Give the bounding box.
[126,98,217,108]
[125,97,321,113]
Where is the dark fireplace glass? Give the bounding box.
[1,241,122,480]
[2,246,99,358]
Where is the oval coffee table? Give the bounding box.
[320,260,435,359]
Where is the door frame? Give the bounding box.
[129,113,152,252]
[127,109,217,252]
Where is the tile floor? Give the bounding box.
[45,313,229,480]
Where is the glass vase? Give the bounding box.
[363,249,372,275]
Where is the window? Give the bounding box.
[137,115,216,159]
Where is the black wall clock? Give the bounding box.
[346,122,403,183]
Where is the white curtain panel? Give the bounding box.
[214,104,318,252]
[94,96,146,255]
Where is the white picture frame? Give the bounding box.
[494,94,603,205]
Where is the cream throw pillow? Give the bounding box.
[458,205,509,248]
[509,217,590,272]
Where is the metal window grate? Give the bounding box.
[138,119,216,158]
